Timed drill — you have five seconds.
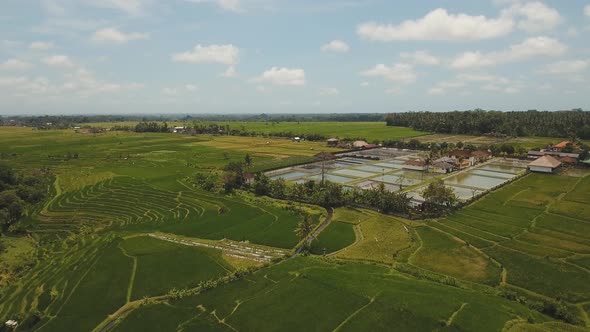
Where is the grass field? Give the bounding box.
[334,210,415,264]
[429,172,590,307]
[85,121,429,142]
[112,257,552,332]
[2,127,590,331]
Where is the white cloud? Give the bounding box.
[185,84,198,91]
[163,84,199,95]
[360,81,369,87]
[89,0,149,16]
[172,44,239,65]
[221,65,236,77]
[429,73,520,95]
[92,28,149,44]
[319,87,339,96]
[321,40,350,53]
[540,60,589,75]
[357,8,513,41]
[0,68,143,98]
[255,67,305,86]
[400,51,440,65]
[256,85,266,92]
[360,63,416,84]
[504,1,562,33]
[451,36,567,69]
[185,0,241,12]
[42,55,75,68]
[0,59,32,70]
[584,4,590,17]
[30,41,55,50]
[428,87,445,95]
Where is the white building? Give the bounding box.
[528,155,561,173]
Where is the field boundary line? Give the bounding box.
[117,243,137,303]
[446,303,468,327]
[332,293,380,332]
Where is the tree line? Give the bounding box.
[0,165,51,233]
[192,155,457,218]
[386,109,590,139]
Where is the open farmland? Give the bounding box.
[1,127,590,331]
[111,257,552,332]
[85,121,428,142]
[429,172,590,314]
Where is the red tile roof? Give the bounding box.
[553,141,570,149]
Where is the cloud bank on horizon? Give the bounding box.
[0,0,589,114]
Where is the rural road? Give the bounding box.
[294,207,334,256]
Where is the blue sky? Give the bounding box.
[1,0,589,114]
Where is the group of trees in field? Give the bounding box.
[0,165,50,233]
[386,109,590,139]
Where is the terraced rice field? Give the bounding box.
[429,173,590,305]
[40,176,309,249]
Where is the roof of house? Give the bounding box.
[449,149,472,158]
[364,144,379,149]
[472,150,492,158]
[434,156,456,164]
[553,141,570,149]
[404,159,427,167]
[432,161,454,169]
[352,140,369,147]
[560,156,577,164]
[527,150,579,158]
[327,138,339,142]
[528,155,562,168]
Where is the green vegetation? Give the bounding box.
[309,221,355,255]
[119,236,233,300]
[1,126,590,331]
[112,257,552,332]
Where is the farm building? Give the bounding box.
[172,126,186,133]
[551,141,571,151]
[431,160,455,173]
[352,140,369,149]
[472,150,492,162]
[560,156,577,165]
[527,150,579,160]
[293,137,302,142]
[528,155,562,173]
[403,159,428,171]
[447,149,476,167]
[327,138,339,147]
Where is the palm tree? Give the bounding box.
[294,214,314,241]
[314,152,336,185]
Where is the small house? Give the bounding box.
[352,140,369,149]
[403,159,428,171]
[172,126,186,133]
[431,160,455,173]
[293,137,301,142]
[560,156,577,165]
[528,155,561,173]
[447,150,475,167]
[551,141,570,151]
[327,138,339,147]
[5,320,18,329]
[472,150,492,162]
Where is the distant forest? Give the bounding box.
[0,113,386,128]
[386,109,590,139]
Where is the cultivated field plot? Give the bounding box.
[266,148,434,191]
[268,148,527,203]
[429,172,590,307]
[407,159,528,203]
[0,235,244,332]
[112,257,553,332]
[41,176,310,249]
